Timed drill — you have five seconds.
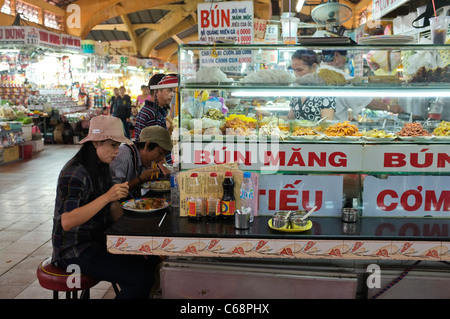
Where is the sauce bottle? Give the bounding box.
[187,173,203,221]
[221,171,235,220]
[206,172,221,220]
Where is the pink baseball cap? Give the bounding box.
[78,115,133,145]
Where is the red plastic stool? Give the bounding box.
[36,257,100,299]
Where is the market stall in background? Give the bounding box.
[0,25,176,164]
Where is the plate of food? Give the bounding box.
[362,129,398,142]
[358,35,414,44]
[433,135,450,140]
[397,135,434,142]
[268,219,313,233]
[363,136,398,142]
[289,134,324,141]
[122,198,168,213]
[324,135,361,142]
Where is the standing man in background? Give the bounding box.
[112,86,132,139]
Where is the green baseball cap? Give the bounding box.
[138,126,173,151]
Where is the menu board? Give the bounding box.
[198,1,254,44]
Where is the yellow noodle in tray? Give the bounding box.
[362,129,397,138]
[433,121,450,137]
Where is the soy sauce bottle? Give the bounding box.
[221,171,235,220]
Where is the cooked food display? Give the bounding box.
[135,198,165,210]
[324,121,362,137]
[397,122,431,136]
[317,68,347,85]
[224,114,257,136]
[292,127,320,136]
[433,121,450,136]
[362,129,397,138]
[258,123,290,140]
[409,66,450,83]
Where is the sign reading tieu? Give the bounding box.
[258,175,343,216]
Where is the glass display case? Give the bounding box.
[177,43,450,219]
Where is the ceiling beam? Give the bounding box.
[120,14,139,55]
[153,33,198,64]
[92,23,162,32]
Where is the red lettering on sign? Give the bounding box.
[200,7,231,28]
[377,188,450,212]
[4,28,25,40]
[279,190,298,210]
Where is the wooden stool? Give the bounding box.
[36,257,100,299]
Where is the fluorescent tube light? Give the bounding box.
[231,89,450,98]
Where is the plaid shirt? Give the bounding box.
[52,158,113,263]
[134,100,172,164]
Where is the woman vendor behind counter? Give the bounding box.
[288,50,336,122]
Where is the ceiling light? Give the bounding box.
[231,89,450,98]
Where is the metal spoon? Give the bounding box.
[301,206,317,221]
[128,191,139,208]
[286,211,292,229]
[315,116,328,125]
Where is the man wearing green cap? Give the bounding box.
[110,125,173,199]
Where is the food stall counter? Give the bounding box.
[105,207,450,261]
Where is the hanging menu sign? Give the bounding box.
[37,29,61,48]
[372,0,409,20]
[0,26,81,51]
[198,1,254,44]
[0,26,38,45]
[198,48,252,72]
[60,34,81,52]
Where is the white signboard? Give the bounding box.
[180,141,362,172]
[199,48,253,73]
[363,176,450,217]
[258,175,344,216]
[372,0,409,20]
[198,1,254,44]
[363,144,450,173]
[0,26,38,45]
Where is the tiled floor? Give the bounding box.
[0,144,116,299]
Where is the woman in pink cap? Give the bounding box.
[51,115,160,299]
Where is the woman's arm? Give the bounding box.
[321,108,335,121]
[61,182,129,231]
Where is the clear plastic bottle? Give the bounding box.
[170,164,180,207]
[187,173,203,221]
[206,172,221,220]
[240,172,256,223]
